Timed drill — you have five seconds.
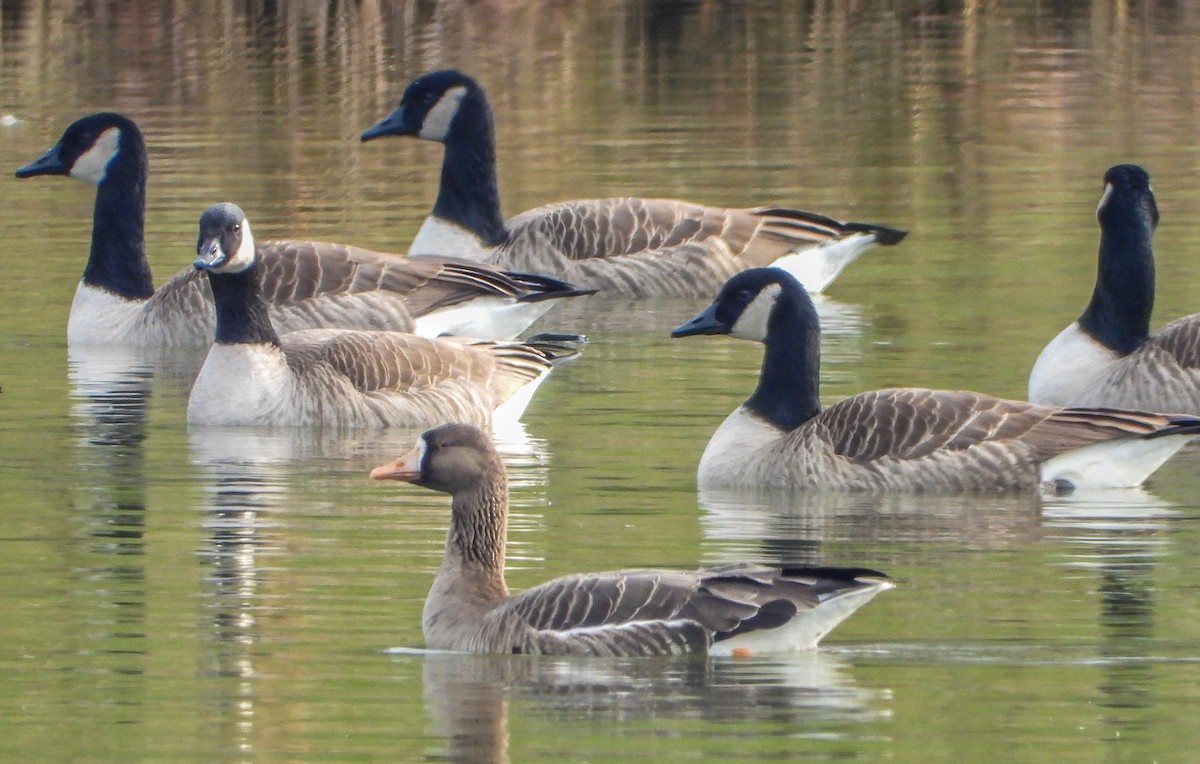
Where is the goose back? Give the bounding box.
[701,389,1200,491]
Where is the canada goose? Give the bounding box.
[15,112,590,346]
[359,69,907,297]
[188,203,578,429]
[1028,164,1200,413]
[672,268,1200,492]
[369,422,892,656]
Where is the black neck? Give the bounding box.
[433,96,508,246]
[746,286,822,430]
[1078,195,1155,355]
[206,264,281,346]
[82,148,155,300]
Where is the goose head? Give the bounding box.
[194,202,258,274]
[361,69,486,144]
[1098,164,1158,233]
[371,423,502,496]
[671,267,818,343]
[15,112,142,186]
[673,268,823,429]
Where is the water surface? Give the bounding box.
[3,1,1200,761]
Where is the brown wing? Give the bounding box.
[280,330,551,399]
[503,563,888,656]
[1148,313,1200,370]
[505,198,903,265]
[257,240,569,317]
[818,388,1183,463]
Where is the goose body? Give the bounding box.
[1028,164,1200,413]
[360,70,907,297]
[188,204,574,429]
[673,268,1200,492]
[16,112,589,346]
[370,423,892,656]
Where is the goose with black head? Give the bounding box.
[187,203,579,429]
[16,112,591,346]
[673,268,1200,492]
[360,70,907,298]
[1028,164,1200,413]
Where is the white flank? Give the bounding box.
[419,85,468,141]
[729,283,781,341]
[408,216,489,260]
[69,126,121,184]
[709,580,894,656]
[67,281,148,345]
[770,233,878,294]
[490,369,551,433]
[188,343,296,425]
[1041,431,1199,489]
[412,296,557,341]
[1028,322,1119,406]
[697,407,783,489]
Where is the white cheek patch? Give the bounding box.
[211,220,258,274]
[730,283,781,341]
[227,220,258,272]
[419,86,468,141]
[1096,182,1113,216]
[69,126,121,185]
[414,437,430,474]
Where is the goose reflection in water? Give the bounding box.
[66,345,158,714]
[405,646,884,764]
[187,423,551,654]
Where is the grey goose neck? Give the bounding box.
[749,274,823,430]
[206,262,281,347]
[1078,164,1157,355]
[448,473,509,575]
[433,81,508,248]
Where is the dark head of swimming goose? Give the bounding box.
[194,202,255,274]
[15,112,144,186]
[360,69,488,145]
[193,203,276,347]
[16,112,152,299]
[673,268,822,430]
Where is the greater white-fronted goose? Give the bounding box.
[370,422,892,656]
[188,203,579,429]
[360,69,907,297]
[15,112,590,346]
[1028,164,1200,413]
[672,267,1200,491]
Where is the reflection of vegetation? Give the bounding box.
[7,1,1200,404]
[5,4,1200,759]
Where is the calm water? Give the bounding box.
[3,1,1200,761]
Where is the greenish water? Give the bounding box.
[3,1,1200,761]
